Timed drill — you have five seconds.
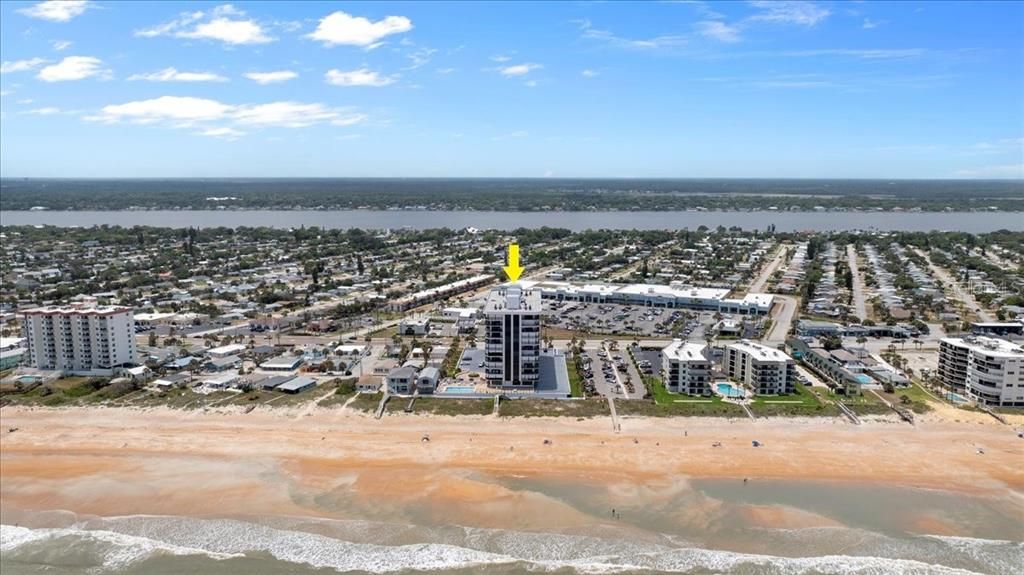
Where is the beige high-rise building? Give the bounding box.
[22,305,137,375]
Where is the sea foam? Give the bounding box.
[2,518,1012,575]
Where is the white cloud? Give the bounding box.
[964,138,1024,155]
[581,69,599,78]
[307,11,412,47]
[0,57,48,74]
[128,67,228,82]
[330,113,368,127]
[492,130,528,141]
[211,4,244,17]
[88,96,233,124]
[490,54,513,62]
[37,56,109,82]
[747,1,830,27]
[136,6,273,45]
[17,98,34,104]
[952,164,1024,178]
[197,126,244,139]
[134,10,204,38]
[234,102,365,128]
[778,48,925,59]
[404,47,437,70]
[324,68,396,87]
[499,63,542,77]
[21,106,62,115]
[574,18,687,50]
[697,20,741,43]
[862,18,885,29]
[18,1,91,22]
[0,90,12,97]
[524,80,538,88]
[244,70,298,84]
[436,67,456,75]
[51,40,72,51]
[86,96,368,134]
[673,0,725,20]
[180,17,273,45]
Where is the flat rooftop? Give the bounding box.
[485,284,542,313]
[517,280,772,309]
[942,337,1024,358]
[662,340,709,362]
[727,340,792,363]
[22,305,132,316]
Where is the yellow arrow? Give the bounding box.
[503,242,524,282]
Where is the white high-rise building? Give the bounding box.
[938,336,1024,407]
[484,285,541,389]
[662,340,712,395]
[22,305,137,375]
[724,340,796,395]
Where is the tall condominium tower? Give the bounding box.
[484,284,541,389]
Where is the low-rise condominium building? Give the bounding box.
[724,340,796,395]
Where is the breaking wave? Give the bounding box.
[3,516,1018,575]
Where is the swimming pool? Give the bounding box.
[441,386,477,395]
[945,391,969,404]
[715,382,745,398]
[854,374,873,385]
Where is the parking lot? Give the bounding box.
[545,301,720,340]
[576,341,647,399]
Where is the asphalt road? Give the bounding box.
[913,247,994,322]
[764,295,797,344]
[748,244,785,294]
[846,243,868,321]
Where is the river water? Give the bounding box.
[0,210,1021,232]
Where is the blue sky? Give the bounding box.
[1,0,1022,178]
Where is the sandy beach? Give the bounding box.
[2,405,1023,521]
[3,405,1024,574]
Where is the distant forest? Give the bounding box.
[1,178,1022,211]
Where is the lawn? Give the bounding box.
[876,382,935,414]
[837,391,893,416]
[499,398,609,418]
[567,355,584,398]
[391,396,493,416]
[622,374,746,417]
[349,392,383,412]
[317,380,358,408]
[616,397,746,417]
[749,384,841,417]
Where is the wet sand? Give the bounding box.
[2,405,1022,531]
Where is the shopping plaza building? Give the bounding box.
[517,280,773,315]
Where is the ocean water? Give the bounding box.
[2,479,1021,575]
